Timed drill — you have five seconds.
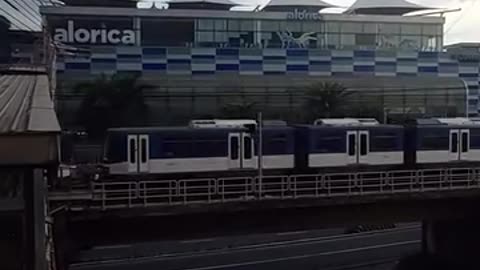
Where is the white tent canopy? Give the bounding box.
[168,0,238,10]
[344,0,436,15]
[262,0,337,12]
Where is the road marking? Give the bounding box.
[185,225,419,253]
[180,238,215,244]
[70,226,420,268]
[91,244,132,250]
[180,240,420,270]
[276,230,308,236]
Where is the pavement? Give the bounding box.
[69,224,421,270]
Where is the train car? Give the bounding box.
[295,119,404,171]
[406,118,480,167]
[103,120,295,176]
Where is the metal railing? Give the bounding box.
[57,167,480,210]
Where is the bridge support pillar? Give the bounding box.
[422,218,480,269]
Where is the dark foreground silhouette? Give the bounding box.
[394,253,474,270]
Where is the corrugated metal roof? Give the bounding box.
[0,0,41,31]
[0,70,60,134]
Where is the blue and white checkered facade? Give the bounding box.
[57,47,480,115]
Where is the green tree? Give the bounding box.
[220,101,257,119]
[74,73,153,138]
[303,82,352,122]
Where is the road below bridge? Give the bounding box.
[69,225,420,270]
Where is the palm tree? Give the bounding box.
[303,82,352,122]
[74,73,153,138]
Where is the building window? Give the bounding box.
[401,24,422,35]
[378,23,401,34]
[198,19,214,30]
[362,23,377,34]
[228,20,241,31]
[356,34,376,47]
[342,22,362,33]
[142,18,194,46]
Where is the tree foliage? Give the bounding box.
[303,82,352,121]
[75,73,153,138]
[220,101,257,119]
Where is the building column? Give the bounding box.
[26,169,47,270]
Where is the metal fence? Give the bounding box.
[61,167,480,210]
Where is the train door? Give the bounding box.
[449,129,460,161]
[358,131,370,164]
[460,129,470,160]
[138,135,150,173]
[242,133,256,169]
[127,135,137,173]
[228,133,242,169]
[346,131,358,165]
[127,134,150,174]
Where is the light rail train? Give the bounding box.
[101,118,480,178]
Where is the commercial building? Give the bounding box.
[40,0,476,126]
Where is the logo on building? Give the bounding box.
[286,9,322,21]
[277,30,316,48]
[54,20,136,45]
[450,53,480,62]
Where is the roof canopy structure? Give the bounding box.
[168,0,237,10]
[0,67,61,166]
[344,0,435,15]
[63,0,137,7]
[262,0,337,12]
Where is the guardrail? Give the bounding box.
[55,167,480,210]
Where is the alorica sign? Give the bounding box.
[286,9,323,21]
[54,20,136,45]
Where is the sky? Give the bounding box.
[1,0,479,45]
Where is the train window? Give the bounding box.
[462,132,469,153]
[370,133,399,152]
[451,133,458,153]
[141,138,147,163]
[470,129,480,149]
[129,138,136,163]
[316,136,345,153]
[163,140,192,158]
[193,138,228,157]
[348,134,355,156]
[265,136,287,155]
[244,136,252,159]
[230,137,239,160]
[360,134,368,156]
[420,130,449,150]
